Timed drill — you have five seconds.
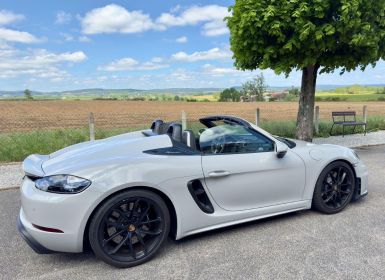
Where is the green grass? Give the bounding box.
[315,85,385,102]
[1,117,384,162]
[260,116,385,138]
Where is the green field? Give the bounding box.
[315,85,385,102]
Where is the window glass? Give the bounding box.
[199,124,274,155]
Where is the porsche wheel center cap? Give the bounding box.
[128,224,136,232]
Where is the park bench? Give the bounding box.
[330,111,367,137]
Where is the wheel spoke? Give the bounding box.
[108,233,129,255]
[135,229,147,253]
[339,189,351,195]
[113,208,128,220]
[338,172,347,185]
[141,229,162,236]
[103,229,125,246]
[139,203,151,222]
[324,192,335,203]
[139,217,161,226]
[127,233,136,259]
[131,199,141,216]
[337,167,342,182]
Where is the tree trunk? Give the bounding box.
[296,65,319,142]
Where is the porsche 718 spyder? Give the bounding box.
[18,115,368,267]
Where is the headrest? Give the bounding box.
[151,119,164,134]
[166,123,182,142]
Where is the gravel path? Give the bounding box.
[1,131,384,190]
[314,130,385,148]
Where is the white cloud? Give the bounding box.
[176,36,187,43]
[151,57,163,63]
[203,64,238,74]
[81,4,156,34]
[98,57,168,71]
[171,47,232,62]
[0,28,40,43]
[78,36,91,42]
[0,46,87,79]
[156,5,229,36]
[80,4,228,36]
[0,10,24,25]
[202,20,229,36]
[0,10,41,44]
[55,11,72,24]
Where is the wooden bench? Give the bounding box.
[330,111,367,137]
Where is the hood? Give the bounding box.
[290,138,356,163]
[40,131,172,175]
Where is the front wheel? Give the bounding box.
[89,190,170,268]
[312,161,355,214]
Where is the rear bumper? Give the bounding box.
[17,215,53,254]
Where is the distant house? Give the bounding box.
[266,90,289,101]
[240,95,257,102]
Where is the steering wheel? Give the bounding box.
[211,135,226,154]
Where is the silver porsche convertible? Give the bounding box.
[18,115,368,267]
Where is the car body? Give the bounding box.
[18,115,368,267]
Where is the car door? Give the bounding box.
[200,125,306,211]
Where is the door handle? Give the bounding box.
[208,171,231,178]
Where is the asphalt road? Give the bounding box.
[1,145,385,280]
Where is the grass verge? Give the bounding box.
[1,117,384,162]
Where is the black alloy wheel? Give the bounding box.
[89,190,170,268]
[312,161,355,214]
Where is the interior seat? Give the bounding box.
[166,123,183,142]
[182,130,197,150]
[151,120,164,134]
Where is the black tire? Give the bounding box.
[89,189,170,268]
[312,161,355,214]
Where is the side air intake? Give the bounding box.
[187,180,214,214]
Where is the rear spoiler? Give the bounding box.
[22,154,49,177]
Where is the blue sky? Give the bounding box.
[0,0,384,91]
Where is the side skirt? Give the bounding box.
[177,200,311,240]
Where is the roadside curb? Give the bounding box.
[313,130,385,148]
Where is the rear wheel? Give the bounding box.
[312,161,355,214]
[89,190,170,268]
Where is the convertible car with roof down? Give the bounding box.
[18,115,368,267]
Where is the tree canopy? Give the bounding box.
[219,87,241,102]
[227,0,385,75]
[227,0,385,141]
[241,73,267,101]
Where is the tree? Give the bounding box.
[241,73,267,101]
[219,87,241,101]
[24,89,33,100]
[227,0,385,141]
[288,87,300,97]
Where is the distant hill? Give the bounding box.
[1,84,384,99]
[0,88,224,98]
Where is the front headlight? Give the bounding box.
[35,175,91,194]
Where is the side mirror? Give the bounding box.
[275,141,288,158]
